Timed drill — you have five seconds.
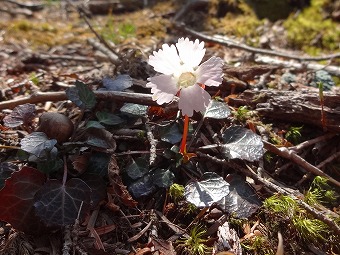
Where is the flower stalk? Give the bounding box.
[180,114,189,154]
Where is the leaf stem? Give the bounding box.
[180,115,189,154]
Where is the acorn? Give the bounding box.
[37,112,74,143]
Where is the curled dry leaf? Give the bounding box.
[108,155,138,207]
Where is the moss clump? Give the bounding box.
[284,0,340,54]
[209,1,264,46]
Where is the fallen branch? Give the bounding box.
[229,89,340,132]
[263,141,340,187]
[174,22,340,63]
[0,90,178,111]
[255,55,340,76]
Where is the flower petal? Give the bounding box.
[146,74,178,94]
[146,74,178,104]
[178,84,211,117]
[196,56,224,87]
[148,44,181,75]
[176,38,205,68]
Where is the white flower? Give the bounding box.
[146,37,224,117]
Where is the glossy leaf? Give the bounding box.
[3,103,36,128]
[66,80,96,110]
[87,152,110,177]
[96,111,124,126]
[128,174,155,198]
[152,168,175,188]
[221,126,263,161]
[159,123,182,144]
[217,175,261,218]
[86,121,105,129]
[120,103,148,117]
[21,132,58,160]
[0,166,46,234]
[81,127,116,150]
[101,75,133,91]
[34,178,91,226]
[0,162,19,189]
[185,172,230,207]
[204,100,231,119]
[126,157,149,180]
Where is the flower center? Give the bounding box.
[177,72,196,89]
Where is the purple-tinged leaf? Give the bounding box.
[80,127,116,150]
[21,132,58,160]
[3,103,36,128]
[34,178,91,226]
[101,75,133,92]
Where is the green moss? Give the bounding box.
[284,0,340,54]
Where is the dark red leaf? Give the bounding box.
[34,178,92,226]
[0,166,46,234]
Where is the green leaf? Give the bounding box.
[96,111,124,126]
[159,123,182,144]
[37,158,63,174]
[126,157,149,180]
[87,152,110,177]
[152,168,175,188]
[85,121,105,129]
[66,81,96,110]
[120,103,148,117]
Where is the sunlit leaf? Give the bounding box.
[21,132,58,160]
[101,75,133,91]
[185,172,230,207]
[3,103,36,128]
[34,178,91,226]
[217,174,261,218]
[221,126,263,161]
[96,111,124,126]
[159,123,182,144]
[66,80,96,110]
[0,166,46,234]
[204,100,231,119]
[120,103,148,117]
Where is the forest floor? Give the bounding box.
[0,0,340,255]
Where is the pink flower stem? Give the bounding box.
[180,115,189,154]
